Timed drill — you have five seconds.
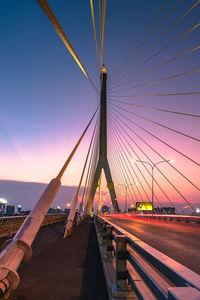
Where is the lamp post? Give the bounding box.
[115,182,138,213]
[132,159,174,211]
[0,198,7,217]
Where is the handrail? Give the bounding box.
[0,214,67,239]
[94,215,200,300]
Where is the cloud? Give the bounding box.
[0,180,83,211]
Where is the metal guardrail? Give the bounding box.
[0,214,67,239]
[110,213,200,224]
[94,215,200,300]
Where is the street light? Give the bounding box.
[132,158,174,211]
[115,182,138,213]
[0,198,7,217]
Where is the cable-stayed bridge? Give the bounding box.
[0,0,200,299]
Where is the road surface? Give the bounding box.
[104,216,200,275]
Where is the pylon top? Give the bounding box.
[101,64,107,74]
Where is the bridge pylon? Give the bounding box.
[88,65,119,214]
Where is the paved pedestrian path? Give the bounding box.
[7,218,109,300]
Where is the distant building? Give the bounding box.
[48,207,62,214]
[6,205,15,216]
[17,204,22,214]
[128,207,136,212]
[154,207,175,214]
[48,207,56,214]
[64,208,70,214]
[0,198,7,216]
[102,205,110,214]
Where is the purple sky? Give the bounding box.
[0,1,200,212]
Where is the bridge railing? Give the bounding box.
[0,214,67,239]
[94,215,200,300]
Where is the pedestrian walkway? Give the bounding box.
[8,218,109,300]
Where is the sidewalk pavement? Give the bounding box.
[8,218,109,300]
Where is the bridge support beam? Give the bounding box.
[88,65,119,214]
[0,177,61,299]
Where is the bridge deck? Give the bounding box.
[7,218,109,300]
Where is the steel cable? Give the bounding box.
[108,113,150,202]
[110,0,170,77]
[108,101,200,142]
[99,0,102,65]
[85,120,100,209]
[77,115,99,216]
[90,0,100,72]
[110,123,142,202]
[108,121,139,206]
[108,98,200,118]
[110,0,182,83]
[101,0,106,66]
[110,68,200,93]
[108,105,200,191]
[109,109,193,212]
[108,92,200,98]
[109,21,200,88]
[109,112,179,213]
[110,46,200,90]
[110,0,200,85]
[83,118,100,213]
[36,0,99,94]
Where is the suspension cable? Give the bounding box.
[57,106,99,180]
[108,105,200,190]
[108,98,200,118]
[110,21,200,86]
[111,123,142,202]
[108,92,200,98]
[77,115,99,218]
[101,0,106,66]
[109,114,152,197]
[66,114,100,231]
[87,124,99,194]
[111,68,200,93]
[90,0,100,72]
[82,118,100,214]
[110,1,200,85]
[108,137,127,210]
[110,0,182,83]
[109,102,200,142]
[110,0,170,77]
[110,129,139,206]
[109,104,200,169]
[108,113,150,202]
[109,109,195,212]
[108,115,133,209]
[108,112,179,213]
[84,123,100,210]
[108,122,139,206]
[111,119,166,210]
[36,0,99,94]
[99,0,102,65]
[110,46,200,90]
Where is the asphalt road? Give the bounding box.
[104,216,200,275]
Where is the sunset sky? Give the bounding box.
[0,1,199,212]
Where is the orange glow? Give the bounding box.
[102,64,107,73]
